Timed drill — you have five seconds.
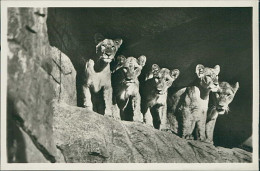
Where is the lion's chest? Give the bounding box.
[179,87,209,116]
[147,94,167,107]
[119,84,139,101]
[86,69,111,93]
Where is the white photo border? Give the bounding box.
[1,0,259,170]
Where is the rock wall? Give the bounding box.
[7,7,76,162]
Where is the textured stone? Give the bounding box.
[7,110,48,163]
[7,7,71,163]
[7,7,57,163]
[50,46,77,106]
[53,102,252,163]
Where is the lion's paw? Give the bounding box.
[182,134,194,140]
[160,128,172,133]
[203,139,214,144]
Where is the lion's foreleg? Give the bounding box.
[103,86,115,118]
[196,111,207,141]
[159,105,169,131]
[205,118,217,143]
[180,110,195,140]
[83,85,93,111]
[132,93,144,123]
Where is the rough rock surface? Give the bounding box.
[53,102,252,163]
[7,7,74,162]
[50,46,77,106]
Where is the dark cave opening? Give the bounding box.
[46,7,252,148]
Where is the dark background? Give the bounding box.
[47,7,252,148]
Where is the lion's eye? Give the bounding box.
[227,93,231,96]
[134,67,138,70]
[166,78,169,82]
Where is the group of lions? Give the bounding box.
[82,34,239,143]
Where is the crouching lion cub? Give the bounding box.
[167,64,220,141]
[141,64,180,131]
[206,81,239,143]
[83,33,122,118]
[112,55,146,122]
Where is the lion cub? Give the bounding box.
[141,64,180,131]
[112,55,146,122]
[167,64,220,141]
[206,81,239,143]
[83,33,122,118]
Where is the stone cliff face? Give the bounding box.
[7,7,75,163]
[7,7,252,163]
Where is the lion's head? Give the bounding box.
[94,33,123,63]
[146,64,180,95]
[196,64,220,92]
[212,81,239,114]
[114,55,146,86]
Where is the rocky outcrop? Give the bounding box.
[7,7,75,162]
[53,102,251,163]
[50,47,77,106]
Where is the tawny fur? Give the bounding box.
[83,33,122,118]
[205,81,239,143]
[112,55,146,122]
[141,64,180,131]
[167,64,220,141]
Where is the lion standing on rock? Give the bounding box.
[141,64,180,131]
[112,55,147,122]
[167,64,220,141]
[83,33,123,118]
[206,81,239,143]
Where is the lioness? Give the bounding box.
[83,33,122,118]
[112,55,146,122]
[206,81,239,143]
[141,64,180,131]
[167,64,220,141]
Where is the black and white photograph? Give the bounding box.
[1,0,259,170]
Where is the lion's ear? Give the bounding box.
[170,69,180,80]
[151,64,160,73]
[195,64,205,78]
[117,55,126,66]
[233,82,239,93]
[214,65,220,75]
[138,55,146,67]
[114,39,123,48]
[94,33,105,44]
[145,64,159,80]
